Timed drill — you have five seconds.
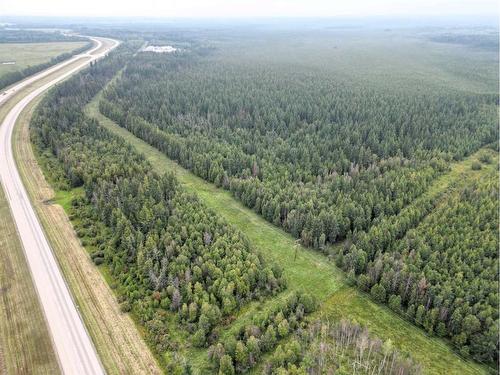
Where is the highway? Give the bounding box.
[0,37,104,106]
[0,37,119,375]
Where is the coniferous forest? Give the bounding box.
[31,25,498,374]
[97,28,499,364]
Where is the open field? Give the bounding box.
[0,187,60,375]
[216,29,498,94]
[86,93,491,375]
[0,43,162,374]
[0,55,91,120]
[0,41,87,79]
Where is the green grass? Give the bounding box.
[0,41,87,79]
[85,93,493,374]
[53,187,84,211]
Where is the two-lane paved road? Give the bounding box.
[0,37,119,375]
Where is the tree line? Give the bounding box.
[0,29,87,43]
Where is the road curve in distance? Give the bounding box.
[0,37,105,106]
[0,37,119,375]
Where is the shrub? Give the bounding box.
[479,153,492,164]
[471,161,482,170]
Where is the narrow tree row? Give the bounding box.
[31,43,285,361]
[0,29,87,43]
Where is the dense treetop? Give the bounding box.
[102,33,497,251]
[348,161,499,363]
[27,27,499,369]
[98,31,498,365]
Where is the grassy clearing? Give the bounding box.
[52,187,84,212]
[0,187,60,375]
[0,41,87,79]
[12,89,162,373]
[87,94,490,375]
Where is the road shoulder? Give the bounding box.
[11,68,162,375]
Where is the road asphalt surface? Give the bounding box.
[0,37,119,375]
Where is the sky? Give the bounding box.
[0,0,498,18]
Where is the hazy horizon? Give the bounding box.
[1,0,498,19]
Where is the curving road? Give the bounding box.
[0,37,119,375]
[0,37,105,106]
